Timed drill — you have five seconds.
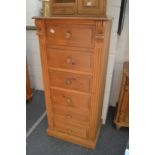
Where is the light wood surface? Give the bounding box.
[54,111,89,127]
[45,20,95,48]
[54,119,87,138]
[53,104,89,123]
[114,62,129,129]
[35,17,112,148]
[47,48,93,72]
[41,0,107,16]
[51,89,90,109]
[52,2,76,15]
[49,70,92,92]
[33,16,112,20]
[77,0,106,15]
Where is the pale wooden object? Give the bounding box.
[114,62,129,129]
[42,0,107,16]
[34,16,112,148]
[26,64,33,101]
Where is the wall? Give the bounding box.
[26,31,43,90]
[109,0,129,107]
[26,0,43,90]
[26,0,124,124]
[26,0,41,26]
[101,0,122,123]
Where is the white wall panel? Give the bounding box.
[26,0,42,26]
[109,0,129,106]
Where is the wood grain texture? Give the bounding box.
[35,19,54,129]
[33,16,112,20]
[42,0,107,16]
[53,104,89,123]
[52,2,76,15]
[114,62,129,129]
[35,17,112,148]
[77,0,106,15]
[46,48,93,72]
[45,20,95,49]
[53,119,87,138]
[88,20,112,140]
[51,89,90,109]
[54,111,89,127]
[49,70,92,92]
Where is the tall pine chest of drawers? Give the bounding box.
[34,16,112,148]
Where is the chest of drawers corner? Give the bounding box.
[114,62,129,129]
[34,16,112,149]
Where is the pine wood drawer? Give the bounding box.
[45,20,95,49]
[77,0,105,15]
[51,89,90,110]
[53,119,87,139]
[54,113,89,127]
[52,3,75,15]
[53,104,89,123]
[47,48,93,72]
[49,70,92,92]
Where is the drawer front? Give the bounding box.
[78,0,104,15]
[51,89,90,109]
[52,3,75,15]
[54,119,87,139]
[54,113,89,127]
[47,48,93,72]
[45,21,95,49]
[53,104,89,123]
[49,70,92,92]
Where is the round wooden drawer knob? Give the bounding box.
[66,114,72,119]
[50,28,55,34]
[68,129,72,134]
[65,79,72,85]
[66,97,72,105]
[65,31,72,39]
[66,57,72,64]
